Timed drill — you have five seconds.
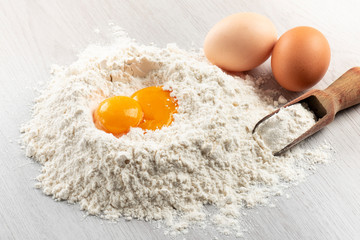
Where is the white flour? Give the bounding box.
[254,103,317,154]
[21,30,330,236]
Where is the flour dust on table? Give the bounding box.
[20,29,331,236]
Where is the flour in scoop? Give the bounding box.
[254,103,317,154]
[20,29,330,237]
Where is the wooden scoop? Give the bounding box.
[253,67,360,156]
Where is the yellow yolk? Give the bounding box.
[93,96,143,137]
[131,86,178,131]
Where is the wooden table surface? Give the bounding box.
[1,0,360,239]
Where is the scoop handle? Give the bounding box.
[324,67,360,113]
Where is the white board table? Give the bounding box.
[1,0,359,239]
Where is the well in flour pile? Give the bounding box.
[21,32,330,235]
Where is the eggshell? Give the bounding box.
[271,26,331,92]
[204,12,277,72]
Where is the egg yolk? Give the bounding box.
[93,96,143,137]
[131,86,178,131]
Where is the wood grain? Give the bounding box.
[325,67,360,112]
[1,0,359,239]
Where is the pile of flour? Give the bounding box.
[21,31,330,236]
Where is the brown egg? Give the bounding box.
[271,26,331,92]
[204,12,277,72]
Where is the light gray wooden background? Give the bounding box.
[1,0,359,239]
